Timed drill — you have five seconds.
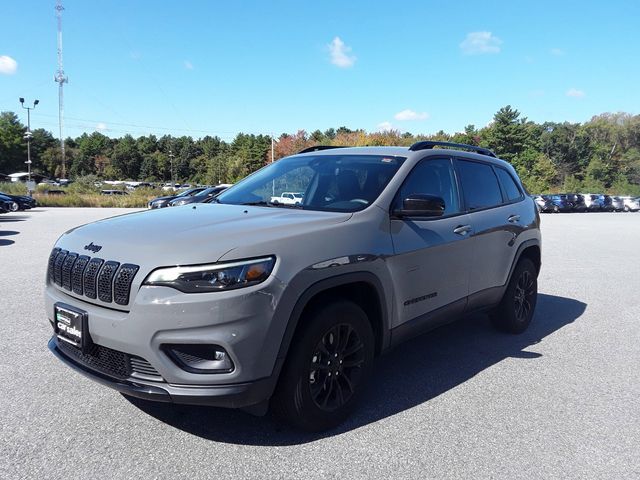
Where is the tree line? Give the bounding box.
[1,105,639,194]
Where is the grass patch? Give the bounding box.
[34,193,153,208]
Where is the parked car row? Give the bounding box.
[147,184,232,209]
[0,191,37,214]
[532,194,640,213]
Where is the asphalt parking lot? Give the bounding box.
[1,208,639,479]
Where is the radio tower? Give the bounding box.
[54,0,68,178]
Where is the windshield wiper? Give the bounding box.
[239,201,303,209]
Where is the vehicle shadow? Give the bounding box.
[0,215,28,223]
[125,293,586,445]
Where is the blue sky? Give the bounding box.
[1,0,638,141]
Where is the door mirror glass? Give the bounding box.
[394,194,445,218]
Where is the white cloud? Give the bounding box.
[394,109,429,121]
[550,48,565,56]
[328,37,356,68]
[377,121,394,132]
[96,122,107,131]
[460,32,502,55]
[0,55,18,75]
[183,60,194,70]
[566,88,585,98]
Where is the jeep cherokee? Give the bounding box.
[46,141,541,431]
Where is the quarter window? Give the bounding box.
[456,160,503,211]
[394,159,460,216]
[495,168,522,202]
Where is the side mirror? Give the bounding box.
[393,194,445,218]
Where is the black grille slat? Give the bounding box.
[130,357,162,378]
[97,261,120,303]
[83,258,104,299]
[61,253,78,290]
[48,248,61,282]
[48,248,139,307]
[113,264,140,305]
[71,255,90,295]
[53,250,68,286]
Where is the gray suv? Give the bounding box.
[46,141,541,431]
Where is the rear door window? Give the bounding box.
[455,159,503,211]
[495,167,522,202]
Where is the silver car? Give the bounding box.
[46,142,541,430]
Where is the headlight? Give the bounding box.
[172,199,188,206]
[143,257,275,293]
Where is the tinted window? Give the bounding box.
[394,158,459,215]
[495,167,522,202]
[456,160,503,210]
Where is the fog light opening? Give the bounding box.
[163,344,234,374]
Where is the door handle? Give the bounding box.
[508,215,521,223]
[453,225,472,236]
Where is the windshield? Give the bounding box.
[216,154,406,212]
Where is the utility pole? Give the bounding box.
[19,97,39,189]
[55,0,68,179]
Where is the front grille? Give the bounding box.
[58,339,131,379]
[49,248,139,307]
[58,339,162,381]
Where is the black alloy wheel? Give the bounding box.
[491,257,538,334]
[513,269,535,324]
[308,323,365,412]
[272,300,374,431]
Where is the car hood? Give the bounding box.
[55,203,352,268]
[149,195,176,203]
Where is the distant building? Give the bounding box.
[8,172,49,183]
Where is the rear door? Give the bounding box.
[455,159,526,296]
[388,157,472,327]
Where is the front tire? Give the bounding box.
[491,258,538,334]
[272,301,374,431]
[9,202,19,212]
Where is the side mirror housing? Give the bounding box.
[393,194,445,218]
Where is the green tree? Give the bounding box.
[483,106,532,162]
[0,112,26,173]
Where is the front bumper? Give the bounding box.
[45,274,288,387]
[49,336,278,407]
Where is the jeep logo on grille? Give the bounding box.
[84,242,103,253]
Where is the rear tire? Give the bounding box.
[9,202,19,212]
[491,258,537,334]
[272,300,374,431]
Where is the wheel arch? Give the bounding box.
[275,272,390,364]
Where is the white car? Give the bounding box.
[621,196,640,212]
[270,192,303,205]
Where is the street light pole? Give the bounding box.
[19,98,39,190]
[168,149,175,189]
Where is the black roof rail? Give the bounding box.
[297,145,347,154]
[409,141,497,158]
